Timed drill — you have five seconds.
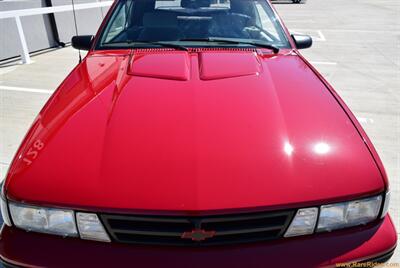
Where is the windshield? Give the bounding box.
[97,0,290,49]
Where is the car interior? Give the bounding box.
[102,0,284,45]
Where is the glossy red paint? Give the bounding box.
[268,0,389,188]
[0,216,396,267]
[4,48,385,213]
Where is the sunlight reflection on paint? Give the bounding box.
[284,142,294,156]
[313,142,331,155]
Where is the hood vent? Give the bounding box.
[129,50,191,80]
[129,48,261,81]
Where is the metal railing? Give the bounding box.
[0,1,113,64]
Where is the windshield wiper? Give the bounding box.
[103,40,188,51]
[180,37,279,53]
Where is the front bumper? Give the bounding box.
[0,215,397,268]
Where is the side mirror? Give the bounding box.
[291,34,312,50]
[71,35,94,51]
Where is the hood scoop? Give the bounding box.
[128,51,190,81]
[128,50,262,81]
[199,51,262,80]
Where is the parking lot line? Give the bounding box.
[284,19,315,23]
[291,29,326,41]
[292,28,399,34]
[309,61,337,65]
[357,117,375,124]
[316,30,326,41]
[0,85,52,94]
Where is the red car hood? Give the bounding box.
[6,49,384,214]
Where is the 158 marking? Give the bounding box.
[22,140,44,166]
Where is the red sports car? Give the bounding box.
[0,0,396,267]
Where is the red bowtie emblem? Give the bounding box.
[181,229,216,241]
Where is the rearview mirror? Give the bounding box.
[291,34,313,50]
[71,35,94,51]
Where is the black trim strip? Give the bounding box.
[333,247,396,267]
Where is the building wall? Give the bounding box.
[0,0,109,61]
[51,0,107,44]
[0,0,56,61]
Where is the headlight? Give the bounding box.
[285,194,385,237]
[317,195,382,232]
[284,207,318,237]
[77,212,110,242]
[381,191,390,218]
[0,182,12,226]
[9,202,78,237]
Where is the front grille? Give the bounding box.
[100,210,294,246]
